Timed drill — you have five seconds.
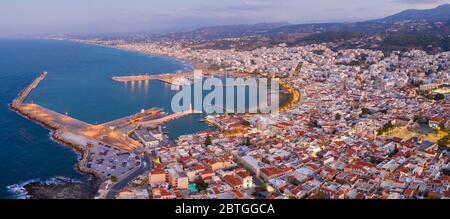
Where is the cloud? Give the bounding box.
[2,0,447,36]
[394,0,447,4]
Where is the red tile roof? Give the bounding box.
[236,171,250,178]
[223,175,242,187]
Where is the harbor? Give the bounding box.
[9,71,198,197]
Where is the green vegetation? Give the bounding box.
[434,93,445,101]
[308,120,320,128]
[288,177,301,186]
[437,133,450,148]
[422,92,446,101]
[412,80,424,87]
[310,191,329,199]
[414,115,429,125]
[241,120,251,126]
[360,108,372,117]
[381,34,449,53]
[320,140,332,148]
[377,121,395,135]
[194,177,208,192]
[441,36,450,51]
[302,31,364,44]
[204,135,212,146]
[379,109,388,114]
[313,49,326,55]
[111,176,117,182]
[244,136,251,146]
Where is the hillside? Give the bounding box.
[379,3,450,22]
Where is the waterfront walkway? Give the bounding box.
[11,72,197,151]
[12,71,47,107]
[111,69,247,86]
[139,110,201,126]
[112,71,195,85]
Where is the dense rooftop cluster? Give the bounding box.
[88,39,449,199]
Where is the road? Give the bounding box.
[105,153,152,199]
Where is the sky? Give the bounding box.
[0,0,448,37]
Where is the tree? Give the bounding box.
[437,134,450,148]
[434,93,445,101]
[380,109,388,114]
[361,108,370,115]
[111,176,117,182]
[194,177,208,192]
[311,191,328,199]
[244,136,251,146]
[360,108,371,117]
[414,115,429,125]
[389,145,399,157]
[377,121,395,135]
[335,113,341,121]
[204,135,212,146]
[308,120,319,128]
[288,176,300,186]
[443,168,450,176]
[241,120,251,126]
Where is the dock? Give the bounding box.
[12,71,47,107]
[11,72,199,152]
[111,69,249,86]
[139,110,201,127]
[112,71,196,86]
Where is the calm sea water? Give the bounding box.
[0,39,209,198]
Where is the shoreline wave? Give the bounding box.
[6,176,83,199]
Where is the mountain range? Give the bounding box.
[379,3,450,22]
[153,3,450,41]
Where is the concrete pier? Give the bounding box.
[12,71,47,107]
[112,72,195,85]
[10,71,207,197]
[139,110,201,127]
[11,72,202,152]
[111,70,244,85]
[11,72,142,151]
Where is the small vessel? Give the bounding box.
[198,119,205,122]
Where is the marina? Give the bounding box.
[9,70,200,197]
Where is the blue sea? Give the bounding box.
[0,39,209,199]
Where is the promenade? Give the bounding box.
[111,69,249,86]
[139,110,201,127]
[112,71,195,86]
[11,71,47,107]
[11,72,198,152]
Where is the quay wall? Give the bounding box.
[9,72,103,180]
[11,71,48,107]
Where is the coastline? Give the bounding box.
[9,105,103,198]
[23,176,102,199]
[278,79,302,112]
[60,39,194,70]
[5,40,192,199]
[7,39,301,199]
[72,39,302,112]
[8,69,104,199]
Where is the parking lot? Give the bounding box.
[86,143,141,178]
